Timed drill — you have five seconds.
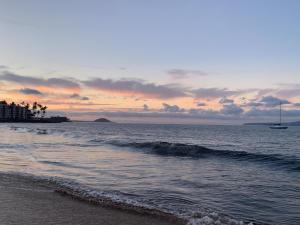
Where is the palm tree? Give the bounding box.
[32,102,37,110]
[41,106,47,118]
[22,103,32,119]
[37,104,42,118]
[25,103,30,110]
[16,102,48,120]
[32,102,38,118]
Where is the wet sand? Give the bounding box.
[0,174,183,225]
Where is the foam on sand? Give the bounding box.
[0,172,258,225]
[0,172,183,225]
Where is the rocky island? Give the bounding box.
[94,118,112,123]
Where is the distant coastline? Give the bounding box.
[0,116,70,123]
[244,121,300,126]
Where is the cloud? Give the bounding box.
[220,103,244,115]
[255,88,275,98]
[255,84,300,99]
[196,102,206,107]
[188,108,219,117]
[276,88,300,98]
[192,88,243,99]
[62,102,300,124]
[83,78,188,99]
[242,96,291,108]
[2,69,300,124]
[250,84,300,99]
[162,103,185,113]
[167,69,208,79]
[70,93,81,98]
[245,108,300,118]
[0,71,80,89]
[19,88,42,95]
[70,107,300,121]
[0,65,8,70]
[219,97,234,104]
[70,93,90,101]
[39,100,112,106]
[81,96,90,101]
[243,101,264,107]
[259,96,290,107]
[68,109,226,122]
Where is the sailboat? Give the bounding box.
[269,102,288,129]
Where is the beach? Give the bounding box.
[0,174,183,225]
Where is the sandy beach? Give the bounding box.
[0,174,183,225]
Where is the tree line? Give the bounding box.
[4,101,49,118]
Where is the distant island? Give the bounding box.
[244,121,300,126]
[94,118,112,123]
[0,100,70,123]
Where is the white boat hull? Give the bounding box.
[269,126,288,129]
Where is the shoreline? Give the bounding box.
[0,173,185,225]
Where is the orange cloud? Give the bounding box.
[83,78,188,99]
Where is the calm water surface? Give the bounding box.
[0,122,299,225]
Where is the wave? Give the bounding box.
[10,126,49,135]
[37,160,92,170]
[107,141,300,171]
[0,172,256,225]
[0,143,27,149]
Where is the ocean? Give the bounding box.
[0,122,299,225]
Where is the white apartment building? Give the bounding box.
[0,101,30,120]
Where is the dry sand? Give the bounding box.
[0,174,183,225]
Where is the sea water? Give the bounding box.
[0,122,299,225]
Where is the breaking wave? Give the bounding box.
[106,141,300,171]
[0,172,256,225]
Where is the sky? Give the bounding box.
[0,0,300,124]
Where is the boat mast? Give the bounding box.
[279,101,282,125]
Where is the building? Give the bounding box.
[0,101,30,121]
[0,101,10,120]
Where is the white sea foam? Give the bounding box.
[0,172,256,225]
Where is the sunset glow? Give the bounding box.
[1,0,300,123]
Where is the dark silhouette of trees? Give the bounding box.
[19,101,48,119]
